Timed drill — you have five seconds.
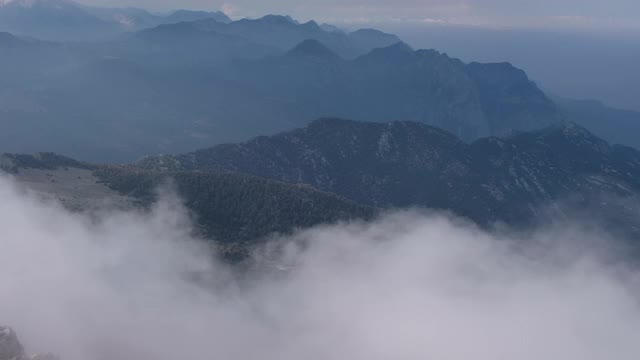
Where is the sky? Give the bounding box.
[77,0,640,32]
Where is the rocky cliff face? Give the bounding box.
[227,42,561,142]
[466,62,561,136]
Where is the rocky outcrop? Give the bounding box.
[0,327,59,360]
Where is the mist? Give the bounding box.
[1,174,640,360]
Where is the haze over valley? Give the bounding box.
[0,1,639,359]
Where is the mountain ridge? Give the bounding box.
[0,149,375,255]
[555,96,640,150]
[225,41,561,142]
[137,118,640,239]
[286,38,341,59]
[5,120,640,254]
[0,0,233,40]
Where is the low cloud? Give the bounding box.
[0,175,639,360]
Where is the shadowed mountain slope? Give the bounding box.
[138,118,640,238]
[1,151,374,256]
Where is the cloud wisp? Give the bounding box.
[0,175,639,360]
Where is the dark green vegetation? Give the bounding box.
[139,118,640,239]
[95,166,374,245]
[1,152,373,258]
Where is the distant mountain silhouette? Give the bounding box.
[145,14,401,58]
[226,42,561,141]
[123,21,278,66]
[348,28,402,51]
[356,41,415,62]
[467,62,560,135]
[0,28,564,161]
[555,97,640,150]
[162,9,231,24]
[0,0,116,40]
[0,0,232,41]
[286,39,340,60]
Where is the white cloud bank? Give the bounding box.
[0,175,639,360]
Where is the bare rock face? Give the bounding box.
[0,327,25,360]
[0,327,59,360]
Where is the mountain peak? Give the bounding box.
[259,14,298,25]
[164,9,231,24]
[320,23,343,33]
[301,20,320,30]
[357,41,415,62]
[287,39,340,60]
[382,41,414,53]
[350,28,398,38]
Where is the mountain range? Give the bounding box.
[0,19,563,161]
[5,119,640,258]
[0,1,637,164]
[225,40,560,140]
[137,118,640,235]
[0,0,231,41]
[1,3,639,356]
[1,1,639,247]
